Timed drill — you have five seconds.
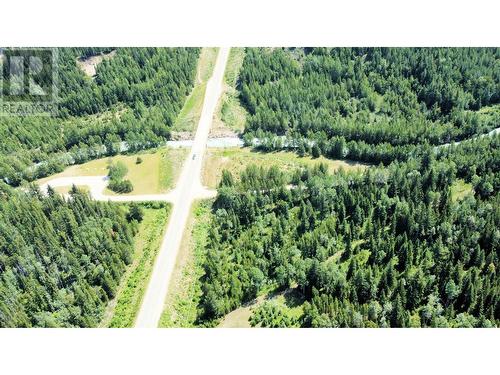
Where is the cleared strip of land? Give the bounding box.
[172,48,219,136]
[159,200,212,327]
[202,147,369,189]
[100,205,170,327]
[134,47,231,327]
[211,47,247,137]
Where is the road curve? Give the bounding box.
[134,48,230,328]
[438,126,500,149]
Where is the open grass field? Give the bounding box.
[101,204,170,327]
[159,200,213,327]
[171,48,219,134]
[37,147,188,195]
[212,48,247,136]
[157,148,188,192]
[202,147,369,189]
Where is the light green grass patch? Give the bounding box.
[197,48,218,83]
[172,48,219,133]
[172,83,207,132]
[224,48,245,86]
[213,48,247,134]
[202,147,369,189]
[218,304,252,328]
[158,148,189,191]
[476,103,500,115]
[36,148,187,195]
[103,204,170,327]
[220,91,247,133]
[219,287,305,328]
[159,200,213,327]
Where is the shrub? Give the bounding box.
[109,179,133,193]
[127,202,144,222]
[108,161,128,180]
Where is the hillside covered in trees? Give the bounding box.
[0,185,137,327]
[199,134,499,327]
[1,47,498,328]
[239,48,499,164]
[0,48,199,186]
[195,48,499,328]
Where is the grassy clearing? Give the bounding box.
[36,147,188,195]
[224,48,246,86]
[474,103,500,117]
[219,93,247,134]
[172,48,219,134]
[212,48,247,136]
[158,148,189,191]
[218,287,305,328]
[76,50,116,78]
[218,305,253,328]
[202,147,369,189]
[197,48,218,83]
[451,179,474,202]
[53,185,90,195]
[172,83,207,133]
[159,200,213,327]
[102,204,170,327]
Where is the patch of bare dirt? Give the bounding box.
[170,131,195,141]
[217,288,300,328]
[77,50,116,78]
[208,126,239,138]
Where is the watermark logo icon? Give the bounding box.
[0,47,58,116]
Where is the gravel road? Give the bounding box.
[134,48,230,327]
[39,49,229,328]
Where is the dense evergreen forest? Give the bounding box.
[239,48,499,164]
[199,135,499,327]
[0,184,138,327]
[1,47,498,328]
[0,48,199,186]
[0,47,198,327]
[197,48,499,327]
